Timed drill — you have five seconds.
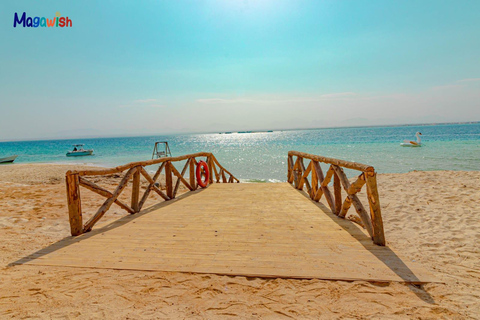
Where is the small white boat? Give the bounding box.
[400,132,423,147]
[0,155,18,163]
[66,144,94,157]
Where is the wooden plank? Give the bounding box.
[366,172,386,246]
[221,169,227,183]
[211,158,220,182]
[138,167,169,202]
[69,152,211,176]
[152,162,166,182]
[321,166,335,187]
[339,196,353,218]
[138,162,168,210]
[66,173,82,236]
[348,173,366,195]
[138,185,152,211]
[207,156,213,184]
[189,157,197,190]
[172,159,193,198]
[79,177,134,214]
[293,157,301,189]
[312,162,335,212]
[67,152,239,183]
[350,195,374,239]
[287,155,294,183]
[212,154,239,183]
[333,172,342,216]
[310,162,318,199]
[288,151,374,172]
[165,161,173,199]
[312,161,324,201]
[331,165,374,238]
[83,167,137,232]
[131,166,141,213]
[22,183,437,284]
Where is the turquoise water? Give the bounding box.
[1,123,479,181]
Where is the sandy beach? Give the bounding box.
[0,163,479,319]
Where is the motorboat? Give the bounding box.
[400,132,423,147]
[66,144,94,157]
[0,155,18,163]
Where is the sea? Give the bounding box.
[1,123,479,182]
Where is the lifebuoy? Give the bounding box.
[196,160,210,188]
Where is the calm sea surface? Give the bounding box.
[1,123,479,181]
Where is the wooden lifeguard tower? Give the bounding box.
[152,141,172,159]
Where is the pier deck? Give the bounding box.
[17,183,436,283]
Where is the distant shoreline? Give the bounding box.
[0,120,478,143]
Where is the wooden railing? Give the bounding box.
[288,151,385,246]
[66,152,239,236]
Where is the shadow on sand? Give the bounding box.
[9,188,205,267]
[296,190,436,304]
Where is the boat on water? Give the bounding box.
[66,144,94,157]
[400,132,423,147]
[0,155,18,163]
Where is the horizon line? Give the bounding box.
[0,120,479,144]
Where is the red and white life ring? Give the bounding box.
[196,160,210,188]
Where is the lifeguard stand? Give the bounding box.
[152,141,172,159]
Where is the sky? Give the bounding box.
[0,0,479,141]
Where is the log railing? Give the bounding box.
[288,151,385,246]
[66,152,239,236]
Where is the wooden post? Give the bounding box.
[165,161,173,199]
[131,166,141,213]
[293,157,301,189]
[333,172,342,216]
[211,159,220,182]
[221,169,227,183]
[366,172,386,246]
[312,162,335,212]
[66,172,82,236]
[189,157,197,190]
[310,163,318,200]
[287,155,293,182]
[207,156,213,184]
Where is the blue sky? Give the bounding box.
[0,0,479,140]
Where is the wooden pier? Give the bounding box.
[16,151,437,283]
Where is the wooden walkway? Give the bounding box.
[17,183,436,283]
